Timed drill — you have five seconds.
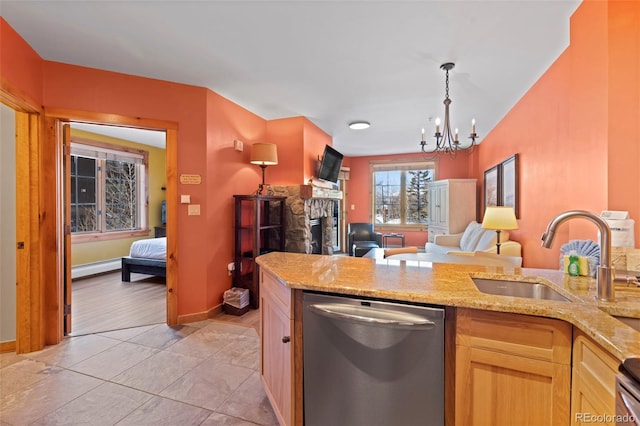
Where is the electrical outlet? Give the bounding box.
[227,262,235,276]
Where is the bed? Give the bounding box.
[121,237,167,282]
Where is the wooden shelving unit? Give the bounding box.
[233,195,286,308]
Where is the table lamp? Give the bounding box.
[250,143,278,194]
[481,206,518,254]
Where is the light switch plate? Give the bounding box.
[234,139,244,151]
[188,204,200,215]
[181,195,191,204]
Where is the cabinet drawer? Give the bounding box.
[456,308,572,364]
[261,269,292,316]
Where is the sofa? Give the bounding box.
[425,221,522,257]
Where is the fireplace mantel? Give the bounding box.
[299,184,343,200]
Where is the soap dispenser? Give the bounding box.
[568,250,580,276]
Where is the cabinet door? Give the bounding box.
[571,331,619,426]
[428,183,448,230]
[428,185,439,227]
[456,346,570,426]
[436,184,449,228]
[260,275,293,426]
[455,309,571,426]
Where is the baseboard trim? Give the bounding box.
[177,304,222,325]
[208,304,223,318]
[72,258,121,279]
[0,340,16,353]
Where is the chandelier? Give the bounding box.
[420,62,478,158]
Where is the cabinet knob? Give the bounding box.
[282,336,290,343]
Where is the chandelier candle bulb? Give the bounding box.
[471,119,476,134]
[421,128,425,141]
[435,118,441,134]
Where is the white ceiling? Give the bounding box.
[1,0,581,156]
[71,122,166,149]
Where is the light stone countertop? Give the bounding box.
[256,251,640,361]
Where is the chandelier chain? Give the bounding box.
[444,68,450,100]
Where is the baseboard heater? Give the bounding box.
[72,258,121,279]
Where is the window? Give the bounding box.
[372,162,435,227]
[70,141,148,236]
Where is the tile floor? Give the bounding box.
[0,312,277,426]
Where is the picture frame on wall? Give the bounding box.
[484,164,501,209]
[500,154,519,218]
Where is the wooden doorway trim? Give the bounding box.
[44,108,179,344]
[1,87,45,354]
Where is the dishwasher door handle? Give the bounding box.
[307,303,436,329]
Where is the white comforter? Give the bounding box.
[129,237,166,260]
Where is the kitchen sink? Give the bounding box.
[472,278,571,302]
[613,316,640,332]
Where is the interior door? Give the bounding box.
[62,123,72,334]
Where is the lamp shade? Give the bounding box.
[250,143,278,165]
[482,206,519,230]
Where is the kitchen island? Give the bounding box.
[256,252,640,426]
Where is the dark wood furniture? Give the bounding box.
[121,228,167,281]
[154,226,166,238]
[121,256,166,282]
[234,195,286,308]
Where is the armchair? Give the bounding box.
[348,223,382,257]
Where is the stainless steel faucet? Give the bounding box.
[541,210,615,302]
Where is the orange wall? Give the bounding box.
[477,0,639,268]
[265,116,332,186]
[42,61,216,316]
[265,117,305,185]
[2,19,332,319]
[607,0,640,231]
[0,19,358,319]
[3,0,639,314]
[0,19,43,106]
[345,1,639,262]
[204,90,270,310]
[346,152,472,247]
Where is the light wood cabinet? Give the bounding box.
[427,179,477,242]
[455,308,572,426]
[260,268,300,426]
[571,329,620,426]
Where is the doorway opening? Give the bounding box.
[66,122,168,336]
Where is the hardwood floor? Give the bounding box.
[70,271,166,336]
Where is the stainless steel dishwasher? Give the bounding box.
[303,291,445,426]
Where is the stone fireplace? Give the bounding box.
[269,185,341,255]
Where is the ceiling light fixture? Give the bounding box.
[420,63,478,158]
[349,121,370,130]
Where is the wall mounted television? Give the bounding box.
[317,145,344,183]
